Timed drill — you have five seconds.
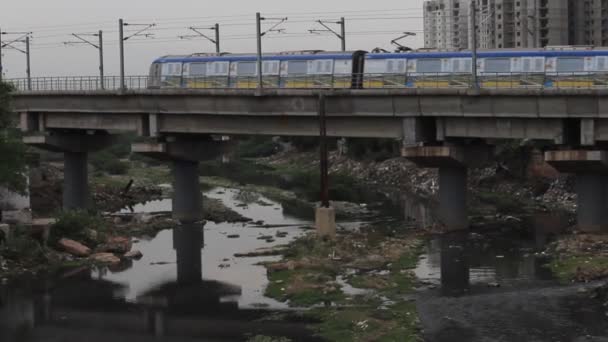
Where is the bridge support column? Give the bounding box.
[438,166,468,231]
[23,133,116,211]
[63,152,89,210]
[132,137,230,223]
[172,160,203,223]
[546,150,608,233]
[403,145,491,231]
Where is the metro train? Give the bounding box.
[148,47,608,89]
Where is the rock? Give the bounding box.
[98,236,132,254]
[124,250,143,260]
[58,238,91,257]
[487,282,501,288]
[90,253,121,265]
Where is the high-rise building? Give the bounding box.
[423,0,470,49]
[423,0,600,49]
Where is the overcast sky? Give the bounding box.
[1,0,426,78]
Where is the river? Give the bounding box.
[1,184,607,341]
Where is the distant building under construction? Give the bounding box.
[423,0,608,49]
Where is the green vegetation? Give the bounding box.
[477,191,526,214]
[0,81,27,193]
[0,225,46,266]
[263,231,423,341]
[90,151,130,175]
[549,255,608,282]
[235,136,280,158]
[246,336,292,342]
[200,159,367,204]
[50,210,106,246]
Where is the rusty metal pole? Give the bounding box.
[319,93,329,208]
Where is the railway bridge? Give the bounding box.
[12,84,608,233]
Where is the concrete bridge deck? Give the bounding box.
[13,87,608,233]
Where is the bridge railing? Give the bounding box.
[5,72,608,91]
[6,76,150,92]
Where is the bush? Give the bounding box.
[90,151,130,175]
[105,160,130,175]
[50,210,106,246]
[236,137,280,158]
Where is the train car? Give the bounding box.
[362,47,608,89]
[148,50,366,89]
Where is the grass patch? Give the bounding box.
[549,255,608,282]
[262,231,424,341]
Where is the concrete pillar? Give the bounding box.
[545,150,608,233]
[576,173,608,232]
[403,145,487,231]
[440,233,470,296]
[316,207,336,238]
[439,166,468,231]
[173,224,203,284]
[172,160,203,223]
[63,151,89,210]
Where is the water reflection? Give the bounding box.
[0,187,318,341]
[416,213,569,296]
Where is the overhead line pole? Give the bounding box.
[256,13,288,90]
[256,12,263,89]
[1,31,31,86]
[471,0,479,91]
[119,19,155,91]
[0,27,3,82]
[309,18,346,51]
[25,36,31,90]
[181,24,220,53]
[340,17,346,51]
[214,23,220,53]
[65,31,105,89]
[119,18,125,91]
[98,30,104,89]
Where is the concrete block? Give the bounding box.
[315,207,336,238]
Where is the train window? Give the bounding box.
[207,62,229,76]
[556,57,585,72]
[452,58,472,73]
[386,59,407,74]
[263,61,280,75]
[190,63,207,76]
[162,63,182,76]
[309,60,334,74]
[416,59,442,73]
[520,57,544,72]
[334,60,353,74]
[597,57,608,71]
[287,61,308,75]
[484,58,511,73]
[365,60,387,74]
[236,62,257,76]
